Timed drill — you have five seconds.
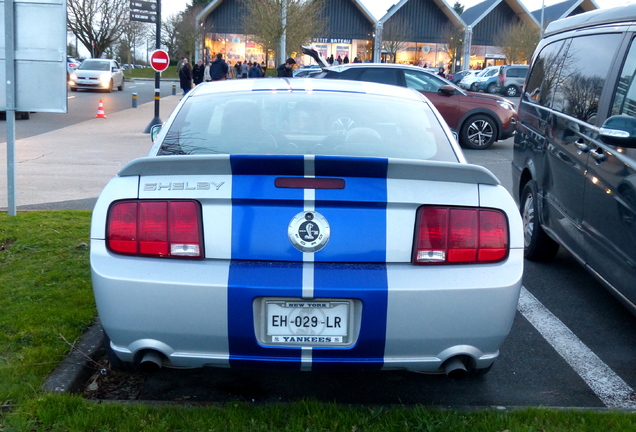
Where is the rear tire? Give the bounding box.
[520,181,559,261]
[505,85,519,97]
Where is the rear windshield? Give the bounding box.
[157,91,459,162]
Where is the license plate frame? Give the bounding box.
[263,298,352,346]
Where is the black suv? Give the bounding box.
[512,5,636,315]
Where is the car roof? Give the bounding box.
[323,62,438,74]
[544,4,636,37]
[191,77,427,103]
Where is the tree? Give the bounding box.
[381,17,410,63]
[494,21,540,64]
[67,0,129,58]
[238,0,325,64]
[175,5,205,62]
[441,23,464,72]
[453,2,464,15]
[119,21,150,66]
[160,14,182,61]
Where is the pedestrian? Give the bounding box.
[203,61,211,82]
[240,60,248,78]
[343,55,349,64]
[234,61,241,78]
[277,57,296,77]
[178,57,193,96]
[437,67,446,78]
[192,59,205,85]
[248,61,263,78]
[226,60,235,79]
[209,53,229,81]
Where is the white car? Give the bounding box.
[91,78,523,378]
[69,59,125,92]
[459,66,499,92]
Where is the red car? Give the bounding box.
[302,48,517,150]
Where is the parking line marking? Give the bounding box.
[518,287,636,409]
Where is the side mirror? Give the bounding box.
[599,115,636,147]
[439,85,456,96]
[150,124,162,142]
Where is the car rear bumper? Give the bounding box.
[91,241,523,373]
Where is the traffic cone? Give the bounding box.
[95,99,106,118]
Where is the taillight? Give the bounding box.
[107,200,203,259]
[412,206,508,265]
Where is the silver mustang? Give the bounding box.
[91,78,523,378]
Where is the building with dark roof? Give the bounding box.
[461,0,538,67]
[531,0,599,34]
[196,0,377,66]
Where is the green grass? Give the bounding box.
[124,66,179,80]
[1,211,636,431]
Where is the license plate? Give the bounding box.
[265,300,350,345]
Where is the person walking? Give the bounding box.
[203,61,211,82]
[277,57,296,77]
[248,61,263,78]
[192,59,205,85]
[209,53,229,81]
[178,57,193,96]
[240,61,248,78]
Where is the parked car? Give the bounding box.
[446,70,474,85]
[91,78,523,377]
[66,55,80,80]
[464,66,500,92]
[498,64,528,97]
[68,59,125,92]
[302,47,517,150]
[292,64,322,77]
[512,4,636,316]
[475,74,501,94]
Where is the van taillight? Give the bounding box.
[107,200,203,258]
[412,206,508,265]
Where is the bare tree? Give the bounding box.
[441,23,464,72]
[67,0,129,58]
[175,5,205,61]
[382,17,410,63]
[160,14,182,60]
[494,21,540,64]
[238,0,325,64]
[119,21,150,65]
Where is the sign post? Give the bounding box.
[149,49,170,73]
[130,0,162,133]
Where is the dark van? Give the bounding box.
[512,5,636,315]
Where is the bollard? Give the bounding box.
[132,92,138,108]
[171,83,176,96]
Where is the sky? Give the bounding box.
[161,0,636,21]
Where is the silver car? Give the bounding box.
[69,59,124,92]
[91,78,523,378]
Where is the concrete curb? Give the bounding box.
[42,322,105,394]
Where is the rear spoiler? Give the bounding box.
[118,155,501,186]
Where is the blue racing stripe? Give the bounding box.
[227,261,304,368]
[228,155,305,368]
[312,263,388,370]
[313,156,389,369]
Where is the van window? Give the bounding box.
[612,36,636,117]
[524,40,567,107]
[551,33,622,124]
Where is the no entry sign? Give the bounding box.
[149,49,170,72]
